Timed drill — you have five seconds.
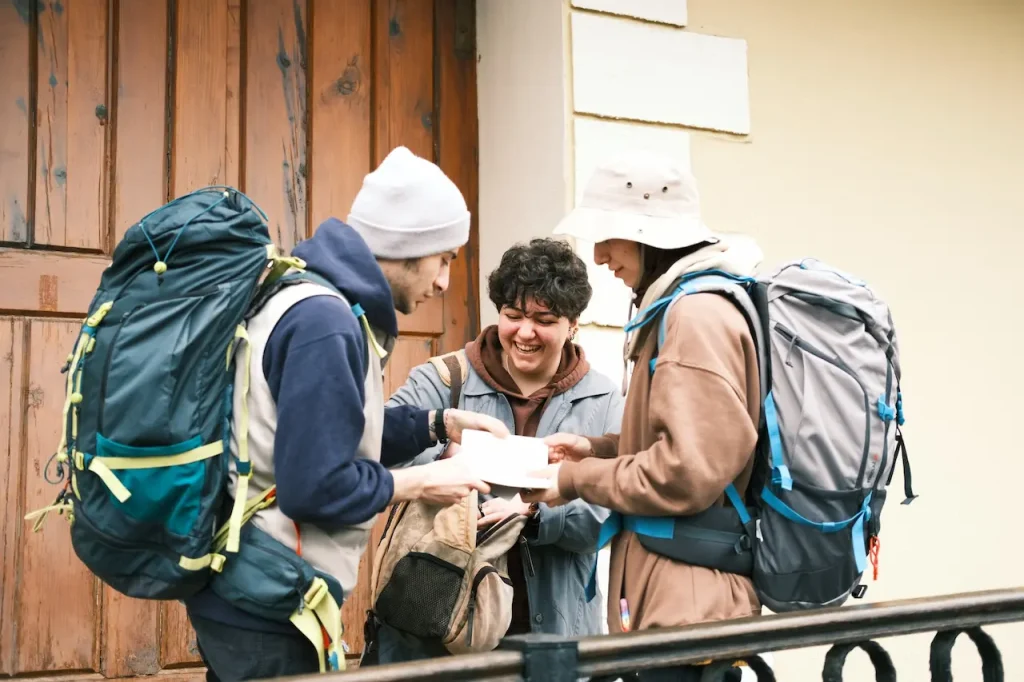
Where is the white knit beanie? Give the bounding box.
[347,146,470,259]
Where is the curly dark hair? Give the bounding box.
[487,238,593,321]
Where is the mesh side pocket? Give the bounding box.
[375,552,464,638]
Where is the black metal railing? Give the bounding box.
[293,587,1024,681]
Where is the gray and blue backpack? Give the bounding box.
[25,187,356,671]
[600,258,917,613]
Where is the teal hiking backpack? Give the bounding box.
[594,259,917,613]
[25,187,355,671]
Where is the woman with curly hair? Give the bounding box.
[371,237,623,663]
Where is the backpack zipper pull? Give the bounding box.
[755,519,763,542]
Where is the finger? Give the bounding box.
[470,479,491,494]
[475,415,510,439]
[477,512,503,527]
[548,449,564,464]
[543,433,576,447]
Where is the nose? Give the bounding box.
[434,262,451,294]
[593,242,610,266]
[515,319,537,340]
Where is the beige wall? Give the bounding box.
[689,0,1024,676]
[476,0,572,328]
[477,0,1024,679]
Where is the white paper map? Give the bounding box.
[457,429,553,490]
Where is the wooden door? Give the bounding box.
[0,0,479,677]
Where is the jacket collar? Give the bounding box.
[462,362,613,402]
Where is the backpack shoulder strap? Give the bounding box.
[428,349,468,409]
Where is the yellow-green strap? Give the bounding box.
[87,458,132,502]
[179,553,226,572]
[226,325,252,554]
[357,314,388,360]
[24,501,74,532]
[55,332,90,459]
[288,577,346,672]
[290,609,328,673]
[96,441,223,470]
[212,486,277,552]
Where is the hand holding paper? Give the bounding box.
[456,429,553,492]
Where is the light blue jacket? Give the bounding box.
[383,352,623,647]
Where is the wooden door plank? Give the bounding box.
[101,584,161,677]
[243,0,309,253]
[112,0,169,243]
[435,0,480,354]
[373,0,434,163]
[16,320,99,673]
[0,318,26,675]
[308,0,371,231]
[0,4,31,244]
[35,0,108,251]
[172,0,229,195]
[0,249,108,316]
[225,0,243,188]
[158,601,201,667]
[373,0,444,335]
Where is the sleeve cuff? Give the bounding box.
[558,461,581,501]
[586,435,619,459]
[525,503,566,546]
[414,408,433,450]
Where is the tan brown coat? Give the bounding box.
[558,292,762,632]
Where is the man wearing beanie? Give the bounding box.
[184,147,508,680]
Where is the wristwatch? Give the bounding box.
[433,409,448,443]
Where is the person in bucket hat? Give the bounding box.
[525,149,766,682]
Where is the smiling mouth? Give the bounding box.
[514,342,541,355]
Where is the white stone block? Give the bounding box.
[571,11,750,134]
[571,0,687,27]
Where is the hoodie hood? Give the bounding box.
[292,219,399,338]
[625,233,763,359]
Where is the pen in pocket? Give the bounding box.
[619,598,631,632]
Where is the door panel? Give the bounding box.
[17,320,99,674]
[0,0,479,677]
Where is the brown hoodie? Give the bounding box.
[557,238,764,633]
[466,325,590,633]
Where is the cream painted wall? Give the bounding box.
[476,0,572,328]
[476,0,1024,679]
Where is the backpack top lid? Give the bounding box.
[99,187,273,300]
[767,259,900,375]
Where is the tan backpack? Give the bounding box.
[369,490,527,654]
[368,348,525,654]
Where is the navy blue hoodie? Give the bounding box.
[185,220,434,633]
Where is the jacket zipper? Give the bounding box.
[773,323,872,487]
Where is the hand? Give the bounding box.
[443,409,511,443]
[544,433,592,463]
[521,464,568,507]
[392,457,490,506]
[478,494,532,528]
[439,441,461,460]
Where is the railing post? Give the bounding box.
[500,634,579,682]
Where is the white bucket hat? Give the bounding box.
[554,149,715,250]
